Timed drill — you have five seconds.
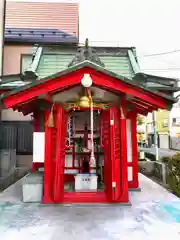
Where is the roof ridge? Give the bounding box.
[68,39,105,68]
[0,60,177,107]
[23,46,43,80]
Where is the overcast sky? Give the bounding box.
[8,0,180,79]
[79,0,180,79]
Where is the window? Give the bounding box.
[162,119,168,128]
[20,54,32,73]
[172,118,180,127]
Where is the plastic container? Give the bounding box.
[22,172,43,203]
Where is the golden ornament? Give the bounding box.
[78,96,90,108]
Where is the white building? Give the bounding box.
[169,101,180,137]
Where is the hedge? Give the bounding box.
[143,153,180,197]
[167,153,180,197]
[162,153,180,197]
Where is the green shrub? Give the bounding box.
[167,153,180,197]
[161,156,171,163]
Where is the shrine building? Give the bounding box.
[0,40,178,203]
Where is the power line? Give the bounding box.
[140,68,180,71]
[87,40,180,57]
[81,40,180,71]
[136,49,180,57]
[113,68,180,74]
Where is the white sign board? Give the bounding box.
[33,132,45,163]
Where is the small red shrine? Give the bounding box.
[0,40,177,204]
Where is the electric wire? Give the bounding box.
[138,49,180,57]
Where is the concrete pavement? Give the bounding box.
[0,174,180,239]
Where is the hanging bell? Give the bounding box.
[79,96,90,108]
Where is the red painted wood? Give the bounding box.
[3,67,167,110]
[101,109,112,201]
[63,192,108,203]
[43,110,55,203]
[72,138,75,168]
[134,107,149,116]
[127,162,133,166]
[3,74,82,108]
[119,97,129,202]
[64,174,75,182]
[31,162,44,172]
[86,68,167,109]
[53,106,63,202]
[131,99,156,111]
[99,113,104,148]
[54,106,68,202]
[110,106,121,201]
[0,90,9,94]
[130,112,139,188]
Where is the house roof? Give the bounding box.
[5,1,79,36]
[21,45,138,80]
[0,60,177,108]
[0,41,179,109]
[5,28,78,44]
[0,59,177,118]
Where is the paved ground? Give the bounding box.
[0,174,180,239]
[139,147,179,157]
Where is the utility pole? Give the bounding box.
[152,111,159,161]
[0,0,6,80]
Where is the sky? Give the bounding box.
[7,0,180,79]
[79,0,180,79]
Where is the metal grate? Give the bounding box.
[0,121,33,154]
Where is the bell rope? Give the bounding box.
[87,89,95,167]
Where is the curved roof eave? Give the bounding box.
[0,60,177,107]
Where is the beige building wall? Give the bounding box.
[1,109,32,121]
[3,45,32,75]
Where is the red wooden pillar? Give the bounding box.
[43,109,54,203]
[102,110,112,201]
[130,112,139,188]
[53,106,67,202]
[119,97,129,202]
[109,106,121,202]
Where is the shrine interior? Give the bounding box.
[31,85,122,196]
[64,110,104,192]
[51,85,120,193]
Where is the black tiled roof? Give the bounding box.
[5,28,78,44]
